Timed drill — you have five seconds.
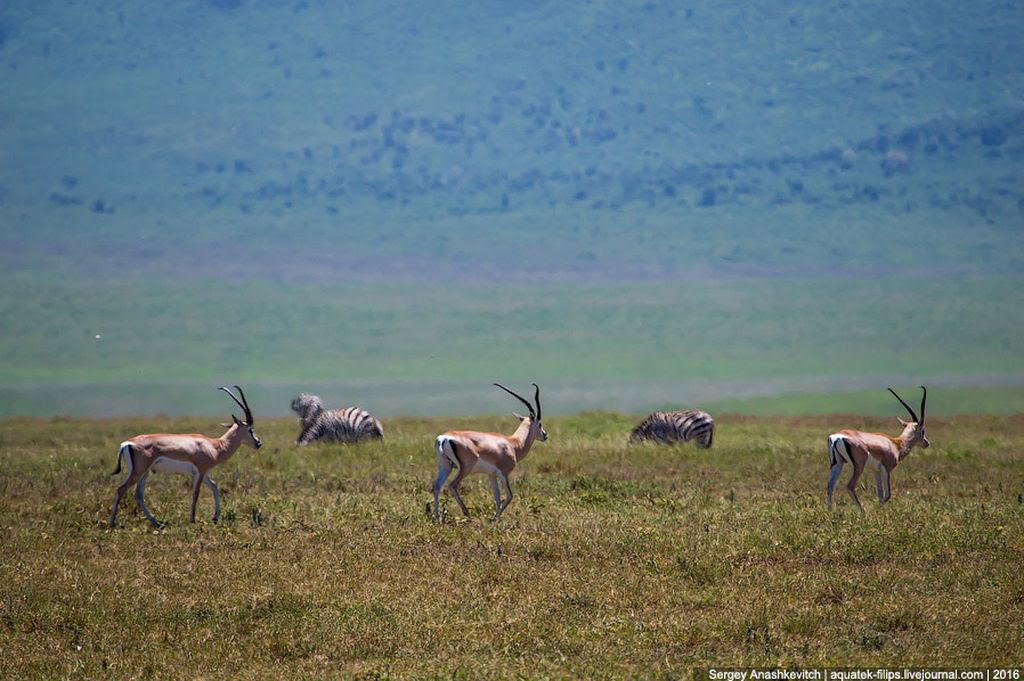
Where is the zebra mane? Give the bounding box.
[290,393,324,427]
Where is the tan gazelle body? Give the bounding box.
[827,387,929,511]
[109,386,262,527]
[432,383,548,522]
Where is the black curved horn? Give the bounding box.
[494,383,535,419]
[919,385,927,424]
[234,385,255,425]
[219,385,253,425]
[888,387,920,423]
[532,383,542,421]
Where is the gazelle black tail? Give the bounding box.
[111,442,132,476]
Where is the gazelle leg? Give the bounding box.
[845,461,865,513]
[432,458,452,522]
[133,473,160,528]
[874,469,885,502]
[204,475,221,522]
[447,466,471,517]
[490,475,502,517]
[827,463,843,510]
[110,456,150,527]
[110,484,129,527]
[189,470,203,523]
[496,472,513,518]
[880,467,891,503]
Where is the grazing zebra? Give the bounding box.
[629,409,714,448]
[290,393,384,445]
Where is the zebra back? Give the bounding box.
[629,409,714,448]
[293,398,384,445]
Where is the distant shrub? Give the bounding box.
[881,149,910,177]
[348,112,377,131]
[979,126,1007,147]
[0,17,13,49]
[50,193,83,206]
[898,129,919,149]
[588,128,616,143]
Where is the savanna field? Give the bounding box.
[4,0,1024,677]
[1,411,1022,678]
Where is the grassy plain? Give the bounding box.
[1,412,1022,677]
[1,273,1021,418]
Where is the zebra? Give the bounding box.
[290,393,384,445]
[628,409,714,448]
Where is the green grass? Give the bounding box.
[0,273,1021,417]
[706,385,1024,417]
[1,412,1022,676]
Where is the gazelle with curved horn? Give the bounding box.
[826,386,929,511]
[432,383,548,522]
[109,386,262,527]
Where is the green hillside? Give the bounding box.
[2,1,1022,279]
[1,1,1022,415]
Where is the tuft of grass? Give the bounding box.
[0,412,1022,676]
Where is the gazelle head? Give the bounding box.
[219,385,262,449]
[495,382,547,442]
[888,385,928,449]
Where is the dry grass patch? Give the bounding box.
[1,413,1022,677]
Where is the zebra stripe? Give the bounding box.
[291,393,384,445]
[629,410,714,448]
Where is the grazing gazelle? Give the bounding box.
[109,386,262,528]
[827,386,929,511]
[432,383,547,522]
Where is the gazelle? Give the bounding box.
[432,383,547,522]
[109,386,262,528]
[827,386,929,511]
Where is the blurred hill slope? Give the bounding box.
[1,0,1022,280]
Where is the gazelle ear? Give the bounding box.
[896,416,908,426]
[512,411,527,421]
[220,422,232,428]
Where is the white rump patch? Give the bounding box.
[828,434,852,464]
